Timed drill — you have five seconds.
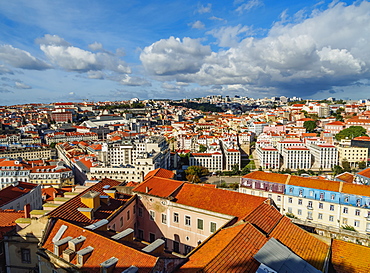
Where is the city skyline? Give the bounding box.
[1,0,370,105]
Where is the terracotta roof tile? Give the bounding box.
[144,168,175,180]
[0,182,39,207]
[341,183,370,197]
[269,217,329,270]
[244,203,284,234]
[134,177,184,198]
[331,239,370,273]
[242,171,289,185]
[336,172,355,183]
[179,223,267,272]
[173,183,267,221]
[288,176,340,192]
[42,219,158,273]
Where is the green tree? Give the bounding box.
[303,120,317,133]
[186,174,201,183]
[198,144,207,153]
[185,166,209,177]
[231,164,240,175]
[342,159,351,173]
[332,165,344,176]
[335,126,368,141]
[358,161,367,169]
[240,166,250,175]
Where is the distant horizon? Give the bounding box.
[1,1,370,105]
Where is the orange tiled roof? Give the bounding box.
[288,176,340,192]
[42,219,158,273]
[0,209,25,239]
[336,172,355,183]
[47,179,128,225]
[179,222,267,273]
[269,217,329,270]
[242,171,289,185]
[134,177,184,198]
[144,168,175,180]
[357,167,370,178]
[341,183,370,197]
[0,182,38,207]
[173,183,267,221]
[331,239,370,273]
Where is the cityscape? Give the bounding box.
[1,0,370,273]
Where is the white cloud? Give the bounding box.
[118,75,151,86]
[0,45,51,70]
[0,65,13,75]
[235,0,263,14]
[190,21,205,29]
[197,3,212,14]
[140,36,211,76]
[207,24,253,47]
[141,1,370,97]
[209,16,226,22]
[38,34,131,74]
[35,34,70,46]
[88,42,104,51]
[15,81,32,89]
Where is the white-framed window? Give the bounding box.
[149,210,155,221]
[354,220,360,227]
[185,215,191,226]
[297,209,302,215]
[173,212,179,223]
[329,215,334,222]
[210,222,217,233]
[277,195,281,201]
[161,213,167,224]
[298,199,302,205]
[319,203,323,209]
[343,207,348,214]
[288,197,292,203]
[330,205,334,211]
[318,213,323,220]
[197,219,204,230]
[355,209,360,216]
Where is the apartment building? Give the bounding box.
[0,146,52,160]
[309,143,338,170]
[45,131,98,145]
[337,145,368,167]
[281,146,311,170]
[256,145,280,170]
[240,171,370,236]
[189,152,223,171]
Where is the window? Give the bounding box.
[299,189,303,196]
[355,209,360,216]
[308,201,313,208]
[309,191,313,196]
[185,216,191,226]
[138,229,144,240]
[297,209,302,215]
[210,222,217,233]
[343,207,348,214]
[331,194,335,200]
[138,207,143,217]
[318,213,323,220]
[288,197,292,203]
[149,210,155,221]
[356,199,361,206]
[268,194,272,199]
[161,213,167,224]
[343,218,348,225]
[329,215,334,222]
[149,233,155,243]
[197,219,204,230]
[330,205,334,211]
[298,199,302,205]
[289,188,293,193]
[173,212,179,223]
[21,248,31,263]
[133,205,136,214]
[344,196,349,202]
[173,241,180,253]
[320,192,324,200]
[319,203,323,209]
[288,207,292,213]
[127,210,130,220]
[277,195,281,202]
[354,220,360,227]
[184,245,192,255]
[307,211,313,220]
[120,217,123,227]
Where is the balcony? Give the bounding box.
[307,216,313,220]
[365,216,370,221]
[307,206,313,210]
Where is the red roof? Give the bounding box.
[144,168,175,180]
[42,219,158,273]
[134,177,183,198]
[0,182,39,207]
[0,209,25,240]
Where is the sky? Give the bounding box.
[0,0,370,105]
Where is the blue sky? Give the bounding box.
[0,0,369,105]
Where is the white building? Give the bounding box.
[256,146,280,170]
[281,146,311,170]
[189,152,223,171]
[309,144,338,170]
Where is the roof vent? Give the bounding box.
[122,265,139,273]
[76,246,94,266]
[77,207,94,220]
[100,257,118,273]
[84,219,108,231]
[142,239,165,254]
[111,228,134,242]
[68,236,86,251]
[62,248,75,263]
[54,236,73,256]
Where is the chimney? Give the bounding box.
[76,246,94,266]
[100,195,110,206]
[100,257,118,273]
[54,236,73,256]
[24,204,31,218]
[77,207,94,220]
[80,191,100,211]
[142,239,165,254]
[111,228,134,242]
[68,236,86,251]
[103,190,116,198]
[145,187,149,193]
[63,249,75,263]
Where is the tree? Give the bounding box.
[332,165,344,176]
[342,159,351,173]
[185,166,209,177]
[358,161,367,169]
[186,174,201,183]
[335,126,368,141]
[240,166,250,175]
[303,120,317,133]
[231,164,240,175]
[198,144,207,153]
